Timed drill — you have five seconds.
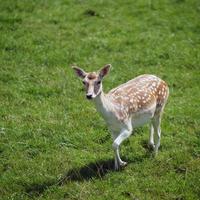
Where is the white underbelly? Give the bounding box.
[132,114,152,128]
[131,106,156,128]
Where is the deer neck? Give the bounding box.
[93,90,113,118]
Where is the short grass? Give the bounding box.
[0,0,200,199]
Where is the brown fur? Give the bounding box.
[106,74,169,121]
[87,72,97,80]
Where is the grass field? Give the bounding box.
[0,0,200,199]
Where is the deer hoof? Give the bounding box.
[120,161,127,167]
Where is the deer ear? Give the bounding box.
[99,64,111,79]
[72,66,87,79]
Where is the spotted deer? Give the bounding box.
[72,64,169,170]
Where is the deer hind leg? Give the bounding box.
[152,113,162,155]
[148,123,155,150]
[112,128,132,170]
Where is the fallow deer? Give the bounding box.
[72,64,169,170]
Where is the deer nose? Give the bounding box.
[86,94,93,100]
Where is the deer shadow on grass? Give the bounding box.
[58,159,115,184]
[25,159,115,197]
[58,152,151,185]
[26,149,149,196]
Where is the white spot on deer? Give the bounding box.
[152,82,156,87]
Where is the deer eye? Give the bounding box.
[82,81,86,85]
[97,80,101,85]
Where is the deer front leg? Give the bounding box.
[112,128,132,170]
[114,147,127,170]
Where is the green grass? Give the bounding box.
[0,0,200,199]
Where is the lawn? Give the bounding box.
[0,0,200,199]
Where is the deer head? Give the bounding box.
[72,64,111,100]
